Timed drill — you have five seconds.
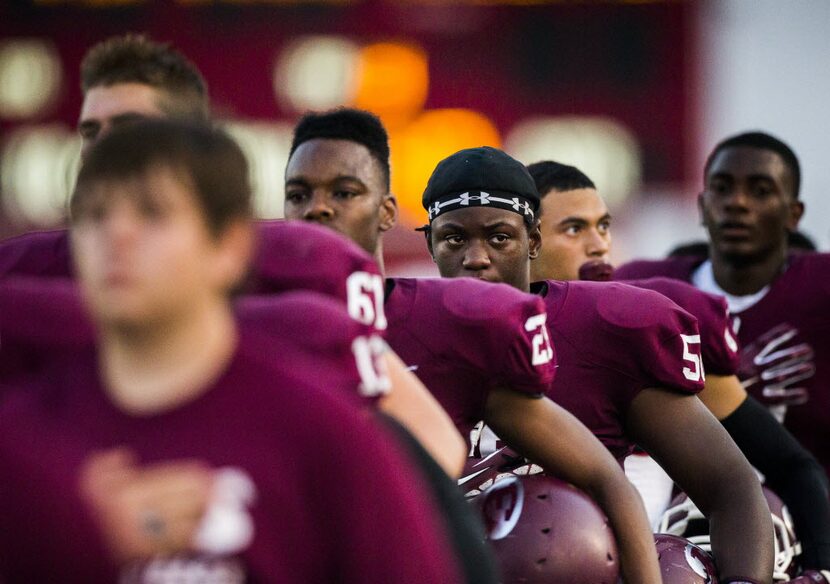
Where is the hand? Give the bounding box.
[79,449,214,562]
[737,323,816,407]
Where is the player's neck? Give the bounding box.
[373,239,386,276]
[710,245,787,296]
[97,297,238,415]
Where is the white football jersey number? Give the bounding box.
[352,334,392,397]
[680,334,705,382]
[524,313,554,366]
[346,272,387,330]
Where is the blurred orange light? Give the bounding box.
[352,42,429,130]
[390,109,501,226]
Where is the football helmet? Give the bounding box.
[476,475,619,584]
[654,533,719,583]
[783,570,830,583]
[658,487,801,581]
[458,445,542,497]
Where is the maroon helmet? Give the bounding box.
[476,475,619,584]
[658,487,801,581]
[654,533,719,584]
[458,446,542,497]
[784,570,830,583]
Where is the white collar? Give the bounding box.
[692,259,770,314]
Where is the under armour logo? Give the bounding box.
[459,191,491,206]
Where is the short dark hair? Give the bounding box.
[526,161,596,198]
[704,131,801,199]
[80,34,209,122]
[289,108,391,191]
[72,119,251,237]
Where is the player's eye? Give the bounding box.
[564,225,581,236]
[598,221,611,234]
[708,180,730,195]
[84,202,108,223]
[444,234,464,246]
[138,198,167,220]
[489,233,510,245]
[333,190,358,200]
[285,190,308,204]
[78,124,98,141]
[752,184,774,198]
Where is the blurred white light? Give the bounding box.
[505,117,641,207]
[273,36,360,113]
[224,121,293,219]
[1,125,79,226]
[0,39,62,119]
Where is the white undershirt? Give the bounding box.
[692,259,771,314]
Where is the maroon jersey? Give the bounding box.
[616,253,830,474]
[535,279,705,462]
[0,221,386,331]
[0,228,73,278]
[0,277,387,404]
[0,329,461,583]
[248,221,387,332]
[618,277,739,376]
[384,277,555,445]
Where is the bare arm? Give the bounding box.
[627,388,774,584]
[377,350,467,478]
[698,374,747,420]
[484,387,661,584]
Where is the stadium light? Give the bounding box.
[505,116,641,207]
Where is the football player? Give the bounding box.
[0,119,463,582]
[282,107,683,584]
[529,159,830,573]
[616,132,830,564]
[76,33,209,159]
[420,145,775,584]
[0,33,468,480]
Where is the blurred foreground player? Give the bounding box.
[422,145,775,584]
[0,32,467,479]
[0,120,462,582]
[284,107,666,584]
[616,132,830,569]
[528,159,830,572]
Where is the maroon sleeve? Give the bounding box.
[0,277,95,385]
[246,221,387,333]
[632,293,706,395]
[437,279,555,394]
[627,278,740,376]
[236,292,390,403]
[586,282,706,396]
[0,229,73,279]
[312,407,463,583]
[614,257,699,281]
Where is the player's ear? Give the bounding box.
[213,219,255,291]
[787,199,805,230]
[528,221,542,260]
[379,193,398,232]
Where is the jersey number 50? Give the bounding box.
[680,334,705,382]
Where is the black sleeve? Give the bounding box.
[376,413,499,584]
[721,396,830,570]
